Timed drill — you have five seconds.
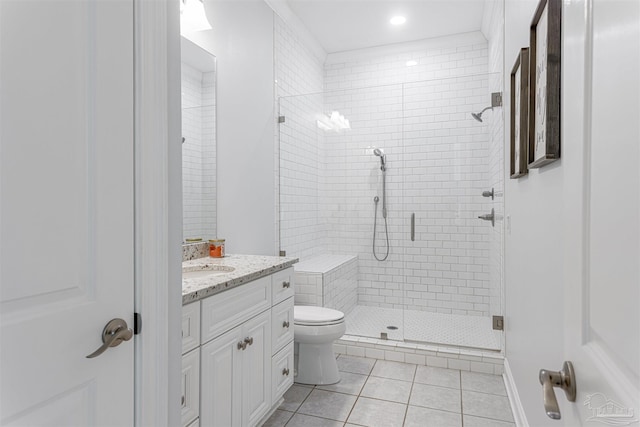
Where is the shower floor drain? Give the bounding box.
[387,326,399,330]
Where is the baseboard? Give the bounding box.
[503,358,529,427]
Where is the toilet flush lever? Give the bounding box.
[539,361,576,420]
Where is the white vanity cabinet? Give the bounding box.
[182,266,295,427]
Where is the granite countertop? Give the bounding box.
[182,254,298,305]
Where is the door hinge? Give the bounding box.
[134,312,142,335]
[279,250,286,257]
[492,315,504,331]
[278,115,286,123]
[491,92,503,108]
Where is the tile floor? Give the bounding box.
[262,355,515,427]
[346,306,501,351]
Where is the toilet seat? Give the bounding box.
[294,306,344,326]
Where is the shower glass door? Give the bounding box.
[278,84,406,342]
[400,73,503,351]
[278,73,505,351]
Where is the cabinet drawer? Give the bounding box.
[182,302,200,355]
[181,349,200,427]
[271,267,294,305]
[201,276,271,343]
[271,342,294,405]
[271,297,294,355]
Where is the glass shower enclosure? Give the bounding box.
[278,73,503,351]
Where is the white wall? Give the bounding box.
[503,0,565,425]
[181,64,216,241]
[191,0,276,255]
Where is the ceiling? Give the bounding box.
[286,0,486,54]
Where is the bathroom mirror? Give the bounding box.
[181,36,217,242]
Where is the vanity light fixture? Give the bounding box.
[180,0,212,34]
[390,16,407,25]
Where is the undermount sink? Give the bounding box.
[183,264,235,280]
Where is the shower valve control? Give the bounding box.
[478,208,495,227]
[482,188,495,200]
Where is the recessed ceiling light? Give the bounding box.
[390,16,406,25]
[406,60,418,67]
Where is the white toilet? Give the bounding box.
[294,305,346,385]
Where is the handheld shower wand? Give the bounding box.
[373,148,387,218]
[372,148,389,261]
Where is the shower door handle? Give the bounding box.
[410,213,415,241]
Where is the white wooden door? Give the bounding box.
[563,0,639,424]
[242,310,271,427]
[201,326,243,427]
[0,0,135,425]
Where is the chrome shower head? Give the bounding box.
[471,106,493,123]
[373,148,386,169]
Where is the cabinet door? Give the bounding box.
[181,349,200,427]
[182,302,200,355]
[271,342,294,405]
[241,310,272,427]
[271,297,294,354]
[201,327,243,427]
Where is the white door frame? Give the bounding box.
[133,1,182,425]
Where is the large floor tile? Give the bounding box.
[461,371,507,396]
[414,366,460,389]
[347,397,407,427]
[297,389,357,422]
[285,413,344,427]
[336,355,376,375]
[370,360,417,382]
[409,383,461,413]
[279,385,313,412]
[463,414,516,427]
[462,390,514,422]
[404,406,462,427]
[317,371,368,395]
[261,409,293,427]
[360,376,412,404]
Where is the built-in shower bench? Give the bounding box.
[293,254,358,315]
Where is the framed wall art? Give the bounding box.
[510,48,529,179]
[529,0,561,168]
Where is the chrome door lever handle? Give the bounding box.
[86,318,133,358]
[539,361,576,419]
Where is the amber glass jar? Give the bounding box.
[208,239,225,258]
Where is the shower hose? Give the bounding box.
[373,196,390,261]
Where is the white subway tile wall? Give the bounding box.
[275,22,505,322]
[294,254,358,315]
[182,63,217,241]
[275,15,326,259]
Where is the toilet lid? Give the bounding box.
[294,306,344,325]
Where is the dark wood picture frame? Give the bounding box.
[529,0,561,168]
[510,48,530,179]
